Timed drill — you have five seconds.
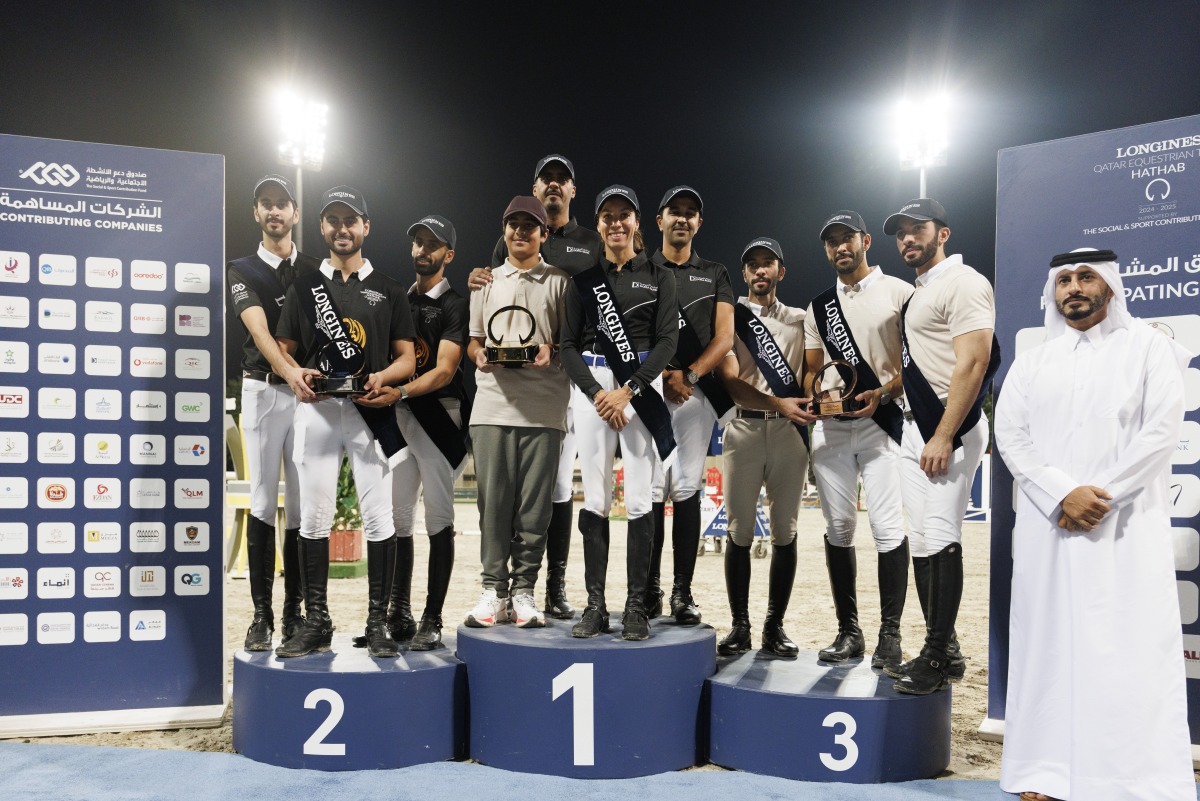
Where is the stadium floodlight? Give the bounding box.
[895,94,949,197]
[274,90,328,250]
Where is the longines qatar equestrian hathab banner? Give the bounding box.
[0,134,225,736]
[985,115,1200,751]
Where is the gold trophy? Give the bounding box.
[485,305,539,367]
[312,340,368,396]
[812,360,863,417]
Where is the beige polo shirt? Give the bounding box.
[468,258,571,430]
[731,297,806,395]
[902,255,995,397]
[803,266,914,393]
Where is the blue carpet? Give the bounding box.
[0,742,1022,800]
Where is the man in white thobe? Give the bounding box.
[995,247,1194,801]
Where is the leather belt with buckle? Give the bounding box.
[243,370,286,385]
[736,409,783,420]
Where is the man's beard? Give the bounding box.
[1058,291,1110,321]
[903,239,938,270]
[414,254,444,276]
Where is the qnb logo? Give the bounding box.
[19,161,80,187]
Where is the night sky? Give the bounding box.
[5,1,1198,325]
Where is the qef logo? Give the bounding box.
[19,162,80,187]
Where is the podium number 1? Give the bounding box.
[552,662,595,766]
[303,688,347,756]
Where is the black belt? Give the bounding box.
[736,409,783,420]
[243,369,286,385]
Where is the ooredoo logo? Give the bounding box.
[19,162,80,187]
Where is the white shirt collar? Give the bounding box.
[840,265,882,293]
[915,253,962,287]
[738,295,772,316]
[410,277,451,299]
[496,257,550,280]
[256,242,296,269]
[1066,314,1118,349]
[319,259,373,280]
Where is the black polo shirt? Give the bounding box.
[227,246,321,372]
[409,278,469,403]
[560,251,678,398]
[490,216,602,276]
[277,260,415,374]
[649,248,734,369]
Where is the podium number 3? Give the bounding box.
[552,663,595,766]
[819,711,858,771]
[303,688,347,756]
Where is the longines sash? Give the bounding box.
[812,287,904,444]
[732,303,809,447]
[292,270,405,460]
[406,394,467,469]
[229,255,287,326]
[899,298,1001,450]
[574,266,677,464]
[675,300,735,423]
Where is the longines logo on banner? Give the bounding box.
[130,522,165,553]
[174,435,210,466]
[128,566,165,598]
[0,386,28,419]
[0,569,28,600]
[20,161,80,187]
[175,565,209,596]
[129,435,165,466]
[0,251,30,284]
[37,297,76,331]
[36,431,73,464]
[0,296,30,328]
[129,303,167,334]
[0,613,29,646]
[83,611,121,643]
[130,259,167,292]
[36,566,75,599]
[129,390,166,422]
[83,433,120,464]
[35,521,72,554]
[38,386,76,420]
[0,522,29,555]
[38,342,75,375]
[174,306,210,336]
[129,477,166,509]
[83,521,121,553]
[129,347,166,378]
[84,566,120,598]
[128,610,166,641]
[36,476,73,509]
[0,341,29,373]
[0,431,29,463]
[174,392,209,422]
[174,262,210,294]
[84,256,122,289]
[175,522,209,552]
[84,300,122,333]
[83,477,120,509]
[38,254,77,287]
[174,479,209,509]
[84,388,121,421]
[0,478,28,508]
[35,612,75,645]
[84,344,121,377]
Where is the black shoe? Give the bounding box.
[387,536,416,641]
[244,617,273,651]
[644,588,664,619]
[364,618,398,658]
[280,614,304,642]
[621,609,649,641]
[946,635,968,680]
[761,620,799,658]
[874,539,908,672]
[819,629,865,662]
[276,537,334,658]
[646,501,665,618]
[275,617,334,657]
[717,621,752,655]
[670,592,702,625]
[578,509,609,625]
[820,537,863,661]
[388,611,417,641]
[280,527,304,642]
[669,495,702,625]
[571,606,611,638]
[409,616,443,651]
[872,631,903,672]
[893,653,949,695]
[544,501,575,619]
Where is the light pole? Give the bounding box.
[895,95,949,197]
[276,92,328,251]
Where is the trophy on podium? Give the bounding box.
[485,304,540,367]
[312,340,368,396]
[811,360,863,417]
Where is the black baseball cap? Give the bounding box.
[502,195,549,228]
[819,210,866,240]
[535,154,575,181]
[320,186,369,219]
[883,198,948,236]
[253,174,296,204]
[594,185,640,216]
[741,237,784,264]
[408,215,456,249]
[658,185,704,215]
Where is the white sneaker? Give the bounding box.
[465,589,509,628]
[511,592,544,628]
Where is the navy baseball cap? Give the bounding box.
[741,237,784,264]
[658,185,704,215]
[535,154,575,181]
[408,215,457,249]
[502,195,549,228]
[320,186,369,219]
[253,174,296,204]
[594,185,640,217]
[819,210,867,240]
[883,198,948,236]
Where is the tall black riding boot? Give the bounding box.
[895,543,963,695]
[281,527,304,639]
[818,537,865,661]
[244,515,276,651]
[669,493,702,625]
[572,510,611,637]
[364,537,399,658]
[888,552,966,679]
[762,539,799,657]
[544,501,575,619]
[387,535,417,641]
[717,541,752,655]
[622,513,654,641]
[872,538,909,671]
[275,536,334,657]
[644,501,666,617]
[412,526,455,651]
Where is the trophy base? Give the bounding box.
[313,376,368,397]
[486,345,539,368]
[816,400,863,418]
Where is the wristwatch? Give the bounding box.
[685,368,700,386]
[623,379,642,397]
[879,389,892,405]
[399,385,409,401]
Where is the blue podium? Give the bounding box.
[456,620,716,778]
[708,650,951,782]
[232,633,466,770]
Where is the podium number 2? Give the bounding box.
[552,663,595,766]
[819,711,858,771]
[303,688,346,756]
